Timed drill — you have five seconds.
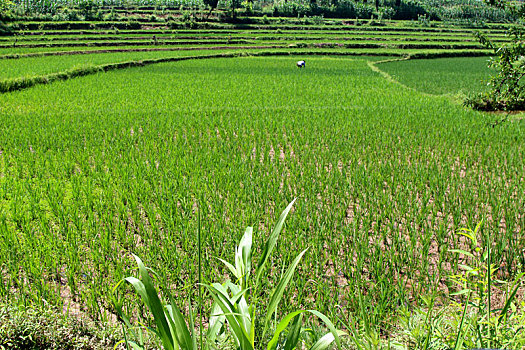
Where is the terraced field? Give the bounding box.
[0,19,501,92]
[1,12,524,349]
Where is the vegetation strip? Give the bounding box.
[0,52,243,93]
[14,21,508,33]
[0,49,492,94]
[0,39,256,48]
[0,41,487,50]
[2,35,507,43]
[0,45,286,60]
[367,58,436,97]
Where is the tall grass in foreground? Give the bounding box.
[114,211,525,349]
[113,200,345,349]
[345,221,525,350]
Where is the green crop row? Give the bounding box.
[1,34,510,44]
[0,42,282,55]
[1,56,522,333]
[0,41,489,51]
[14,28,510,38]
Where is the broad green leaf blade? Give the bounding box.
[225,281,242,297]
[307,310,344,350]
[164,286,195,350]
[267,310,306,350]
[256,199,296,286]
[223,281,252,339]
[207,302,226,344]
[218,258,238,279]
[448,249,475,258]
[205,283,254,350]
[165,302,194,350]
[130,254,175,350]
[238,226,253,286]
[456,229,477,246]
[164,305,181,349]
[450,289,472,296]
[283,313,303,350]
[263,248,307,338]
[458,264,475,272]
[473,220,483,235]
[238,295,253,343]
[310,330,347,350]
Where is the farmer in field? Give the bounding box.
[297,60,305,68]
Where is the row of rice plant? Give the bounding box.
[1,57,523,337]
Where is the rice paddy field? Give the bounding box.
[1,10,525,349]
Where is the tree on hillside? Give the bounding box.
[204,0,220,17]
[0,0,14,35]
[0,0,14,18]
[467,2,525,111]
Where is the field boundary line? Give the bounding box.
[0,45,287,60]
[367,59,444,98]
[0,52,245,93]
[0,50,491,94]
[368,52,491,98]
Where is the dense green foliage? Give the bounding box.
[0,302,120,349]
[1,55,523,331]
[0,0,13,16]
[6,0,522,22]
[466,27,525,111]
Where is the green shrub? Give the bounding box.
[0,20,11,35]
[0,302,119,350]
[272,0,309,17]
[393,0,428,20]
[0,0,14,20]
[465,27,525,111]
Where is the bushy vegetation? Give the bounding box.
[0,302,120,349]
[0,0,13,16]
[115,201,345,349]
[465,26,525,111]
[4,0,522,22]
